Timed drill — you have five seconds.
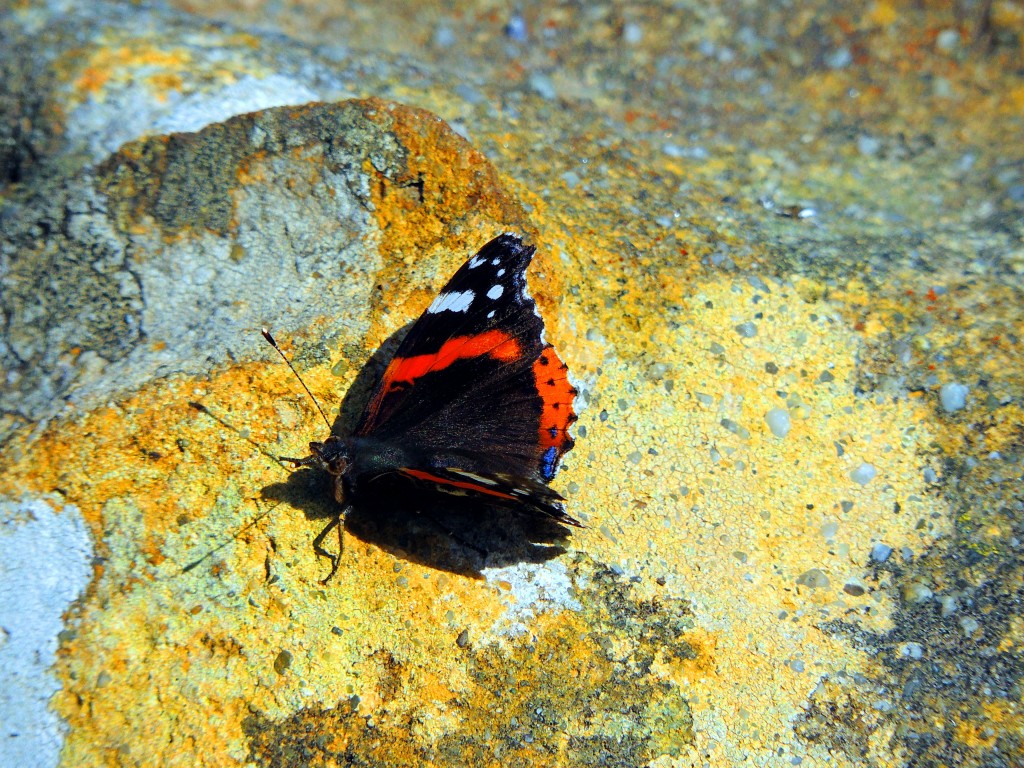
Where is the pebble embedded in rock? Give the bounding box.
[765,408,791,438]
[720,418,750,439]
[902,581,933,604]
[938,595,959,617]
[529,73,557,100]
[274,649,293,674]
[857,134,882,156]
[622,22,643,45]
[959,616,980,636]
[505,13,528,41]
[735,321,758,338]
[850,463,877,485]
[939,382,968,413]
[796,568,830,589]
[898,642,924,660]
[936,28,961,52]
[870,543,893,563]
[433,25,456,47]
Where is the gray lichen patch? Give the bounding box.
[4,101,399,442]
[97,103,405,238]
[0,101,427,444]
[1,178,143,430]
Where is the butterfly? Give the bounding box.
[267,233,581,582]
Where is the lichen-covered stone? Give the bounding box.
[3,0,1024,766]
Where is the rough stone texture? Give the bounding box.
[1,68,522,439]
[2,0,1023,766]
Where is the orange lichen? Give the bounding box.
[355,100,536,349]
[71,44,194,100]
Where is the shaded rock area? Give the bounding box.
[1,1,1023,767]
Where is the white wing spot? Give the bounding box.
[451,470,499,486]
[491,258,502,265]
[487,310,496,319]
[486,284,504,300]
[496,268,506,277]
[427,290,475,314]
[469,255,486,268]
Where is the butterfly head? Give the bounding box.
[283,435,351,505]
[305,434,347,471]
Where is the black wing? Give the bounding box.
[354,234,576,486]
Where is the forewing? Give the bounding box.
[354,233,576,483]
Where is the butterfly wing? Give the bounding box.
[396,467,582,527]
[353,234,577,506]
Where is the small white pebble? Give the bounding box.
[898,642,924,660]
[433,25,456,47]
[902,581,933,604]
[528,73,556,100]
[936,28,961,52]
[850,462,877,485]
[938,594,959,617]
[622,22,643,44]
[960,616,980,636]
[735,321,757,338]
[870,543,893,563]
[939,382,968,413]
[765,408,791,438]
[857,134,881,157]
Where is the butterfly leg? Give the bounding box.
[313,507,348,584]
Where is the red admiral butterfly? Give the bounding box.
[266,233,581,581]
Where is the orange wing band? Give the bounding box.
[383,330,521,389]
[533,345,577,456]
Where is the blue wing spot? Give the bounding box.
[540,446,558,480]
[549,426,558,439]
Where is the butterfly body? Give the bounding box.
[284,233,580,579]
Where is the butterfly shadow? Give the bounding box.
[260,324,573,580]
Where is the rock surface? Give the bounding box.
[2,1,1023,767]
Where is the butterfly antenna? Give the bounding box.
[261,328,333,431]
